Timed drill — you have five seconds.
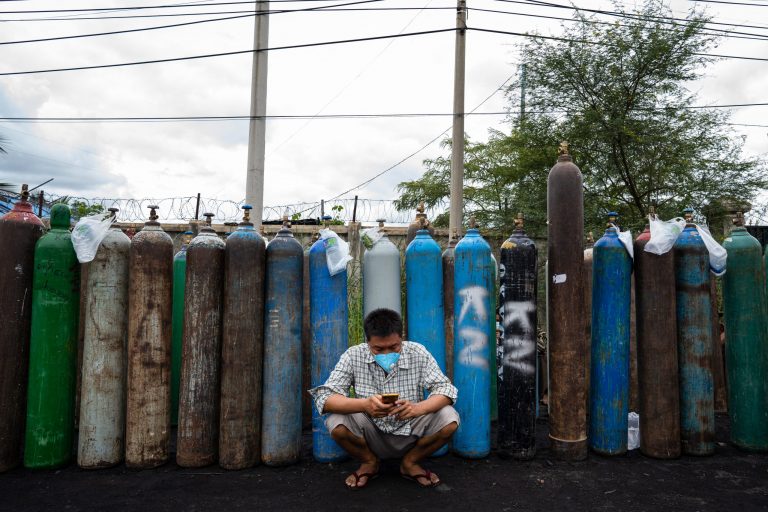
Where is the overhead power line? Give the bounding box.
[0,28,456,76]
[497,0,768,32]
[4,22,768,77]
[2,102,767,124]
[471,27,768,62]
[689,0,768,6]
[0,0,381,45]
[0,112,511,122]
[0,0,359,14]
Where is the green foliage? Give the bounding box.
[513,0,766,234]
[54,197,105,218]
[329,204,344,225]
[395,0,766,237]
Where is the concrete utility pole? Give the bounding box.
[245,1,270,229]
[448,0,467,241]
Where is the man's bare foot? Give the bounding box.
[345,461,379,490]
[400,462,441,487]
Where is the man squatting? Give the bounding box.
[309,308,460,489]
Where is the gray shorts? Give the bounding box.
[325,406,460,460]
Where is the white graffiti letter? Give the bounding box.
[457,285,489,324]
[458,327,489,369]
[502,301,536,332]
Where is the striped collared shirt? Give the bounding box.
[308,341,458,436]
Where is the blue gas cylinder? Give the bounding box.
[589,213,632,456]
[261,221,304,466]
[673,209,715,456]
[452,224,493,458]
[310,232,349,463]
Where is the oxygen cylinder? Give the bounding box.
[0,185,44,472]
[310,225,349,463]
[722,212,768,451]
[547,143,588,461]
[261,220,303,466]
[125,205,174,468]
[24,204,79,468]
[497,213,538,460]
[406,228,445,369]
[219,206,266,470]
[363,219,401,316]
[452,222,492,459]
[442,234,458,381]
[589,213,632,456]
[171,230,193,427]
[177,213,226,468]
[674,208,715,456]
[634,218,681,459]
[78,208,130,469]
[406,226,447,457]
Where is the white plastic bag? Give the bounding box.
[71,212,115,263]
[361,226,382,250]
[627,412,640,450]
[319,228,352,276]
[644,215,686,255]
[695,224,727,276]
[610,223,634,260]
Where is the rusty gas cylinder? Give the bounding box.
[0,185,44,472]
[219,206,266,470]
[546,143,588,461]
[177,213,226,467]
[635,217,681,459]
[125,205,174,468]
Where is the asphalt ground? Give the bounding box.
[1,414,766,512]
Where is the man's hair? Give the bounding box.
[363,308,403,340]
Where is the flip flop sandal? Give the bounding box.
[401,469,440,488]
[346,470,378,490]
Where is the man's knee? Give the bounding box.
[331,424,354,442]
[437,421,458,439]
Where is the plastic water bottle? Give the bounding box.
[627,412,640,450]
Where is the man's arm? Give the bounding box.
[389,393,451,420]
[389,347,458,420]
[324,393,396,418]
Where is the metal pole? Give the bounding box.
[245,1,270,230]
[352,195,358,223]
[449,0,467,241]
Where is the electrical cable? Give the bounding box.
[497,0,768,32]
[0,28,457,76]
[0,0,382,45]
[470,27,768,62]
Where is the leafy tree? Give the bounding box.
[53,196,104,218]
[394,126,553,236]
[396,0,766,236]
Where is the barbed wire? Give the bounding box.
[39,192,446,224]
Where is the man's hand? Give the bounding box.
[365,395,396,418]
[389,399,423,420]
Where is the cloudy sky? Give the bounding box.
[0,0,766,222]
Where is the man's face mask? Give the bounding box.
[373,352,400,373]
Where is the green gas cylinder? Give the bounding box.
[24,204,80,468]
[171,231,192,426]
[722,212,768,451]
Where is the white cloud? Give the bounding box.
[0,0,765,221]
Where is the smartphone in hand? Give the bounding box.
[381,393,399,404]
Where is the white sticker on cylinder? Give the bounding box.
[552,273,567,284]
